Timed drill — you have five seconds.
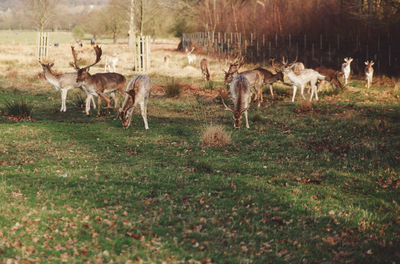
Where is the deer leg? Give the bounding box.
[292,85,297,102]
[97,92,113,109]
[244,110,249,129]
[269,84,274,98]
[140,102,149,130]
[60,89,68,112]
[85,95,92,116]
[97,96,102,116]
[301,85,306,100]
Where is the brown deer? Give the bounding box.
[119,75,152,129]
[314,67,344,90]
[364,60,374,89]
[253,67,284,98]
[71,45,126,116]
[224,57,264,107]
[200,58,210,81]
[221,75,251,129]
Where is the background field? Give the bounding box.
[0,31,399,263]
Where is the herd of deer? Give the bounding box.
[213,55,375,128]
[38,44,375,130]
[39,45,151,129]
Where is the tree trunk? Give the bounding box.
[128,0,135,48]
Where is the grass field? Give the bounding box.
[0,31,399,263]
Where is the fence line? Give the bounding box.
[183,32,398,74]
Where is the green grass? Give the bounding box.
[0,74,399,263]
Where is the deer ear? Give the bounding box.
[127,89,135,99]
[50,63,54,67]
[365,61,368,65]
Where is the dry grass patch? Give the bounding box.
[201,125,231,147]
[294,100,313,113]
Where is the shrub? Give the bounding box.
[201,125,231,147]
[72,26,85,40]
[165,78,182,98]
[2,99,33,121]
[294,100,313,113]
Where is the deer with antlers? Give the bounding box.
[341,57,353,85]
[200,58,210,81]
[39,61,95,113]
[71,45,126,116]
[221,75,251,129]
[364,60,374,89]
[253,67,285,98]
[119,75,152,129]
[224,56,264,107]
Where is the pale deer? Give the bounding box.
[119,75,152,129]
[104,53,119,72]
[221,75,251,128]
[200,58,210,81]
[284,66,326,102]
[224,57,264,107]
[271,57,304,74]
[364,60,374,89]
[314,67,344,90]
[341,57,353,85]
[71,45,126,116]
[39,61,95,112]
[186,47,196,65]
[253,67,284,98]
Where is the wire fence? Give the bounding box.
[183,32,399,75]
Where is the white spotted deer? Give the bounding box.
[364,60,374,89]
[186,47,196,65]
[341,57,353,85]
[221,75,251,129]
[200,58,210,81]
[118,75,152,129]
[71,45,126,116]
[284,65,326,102]
[104,53,119,72]
[39,61,95,112]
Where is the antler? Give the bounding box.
[71,45,102,70]
[71,46,80,70]
[219,91,233,112]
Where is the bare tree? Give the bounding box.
[28,0,59,31]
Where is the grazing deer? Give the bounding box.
[314,67,344,90]
[221,75,251,128]
[253,67,284,98]
[200,58,210,81]
[119,75,152,129]
[284,66,326,102]
[39,61,95,112]
[341,57,353,85]
[224,57,264,107]
[71,45,126,116]
[104,53,119,72]
[365,60,374,89]
[186,47,196,65]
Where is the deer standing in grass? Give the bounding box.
[222,75,251,129]
[200,58,210,81]
[253,67,284,98]
[341,57,353,85]
[365,60,374,89]
[71,45,126,116]
[118,75,152,129]
[186,47,196,65]
[104,54,119,72]
[284,65,325,102]
[224,57,264,107]
[39,61,95,112]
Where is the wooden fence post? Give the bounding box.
[134,35,150,73]
[36,31,49,61]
